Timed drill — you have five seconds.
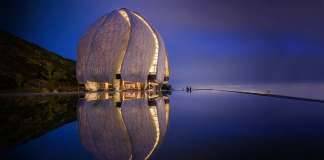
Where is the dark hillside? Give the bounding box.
[0,31,77,92]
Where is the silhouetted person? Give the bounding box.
[189,86,192,93]
[186,86,189,92]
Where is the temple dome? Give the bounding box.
[76,8,170,87]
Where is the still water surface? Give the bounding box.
[2,90,324,160]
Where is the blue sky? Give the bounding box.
[1,0,324,85]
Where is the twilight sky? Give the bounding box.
[1,0,324,86]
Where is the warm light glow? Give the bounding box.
[146,106,160,160]
[165,57,170,77]
[132,13,159,74]
[165,102,170,125]
[104,82,109,90]
[116,9,131,74]
[85,92,100,101]
[85,81,100,91]
[113,91,121,102]
[119,10,130,26]
[85,92,111,101]
[104,92,110,99]
[122,91,142,100]
[116,107,133,160]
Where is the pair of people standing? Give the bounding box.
[186,86,192,93]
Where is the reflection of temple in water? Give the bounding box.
[78,91,170,160]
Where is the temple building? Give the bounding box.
[78,92,170,160]
[76,8,170,91]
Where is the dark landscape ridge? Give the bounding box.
[0,31,77,92]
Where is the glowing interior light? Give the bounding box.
[85,81,100,92]
[165,57,170,77]
[133,13,159,74]
[119,10,130,26]
[85,92,100,101]
[146,106,160,160]
[85,92,111,101]
[117,107,133,160]
[104,82,109,90]
[116,10,131,75]
[165,103,170,125]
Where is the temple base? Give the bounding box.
[83,80,169,92]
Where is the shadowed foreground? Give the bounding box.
[0,95,78,150]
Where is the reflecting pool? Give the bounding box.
[1,90,324,160]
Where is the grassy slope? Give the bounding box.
[0,31,77,92]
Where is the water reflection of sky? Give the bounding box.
[2,91,324,159]
[193,83,324,101]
